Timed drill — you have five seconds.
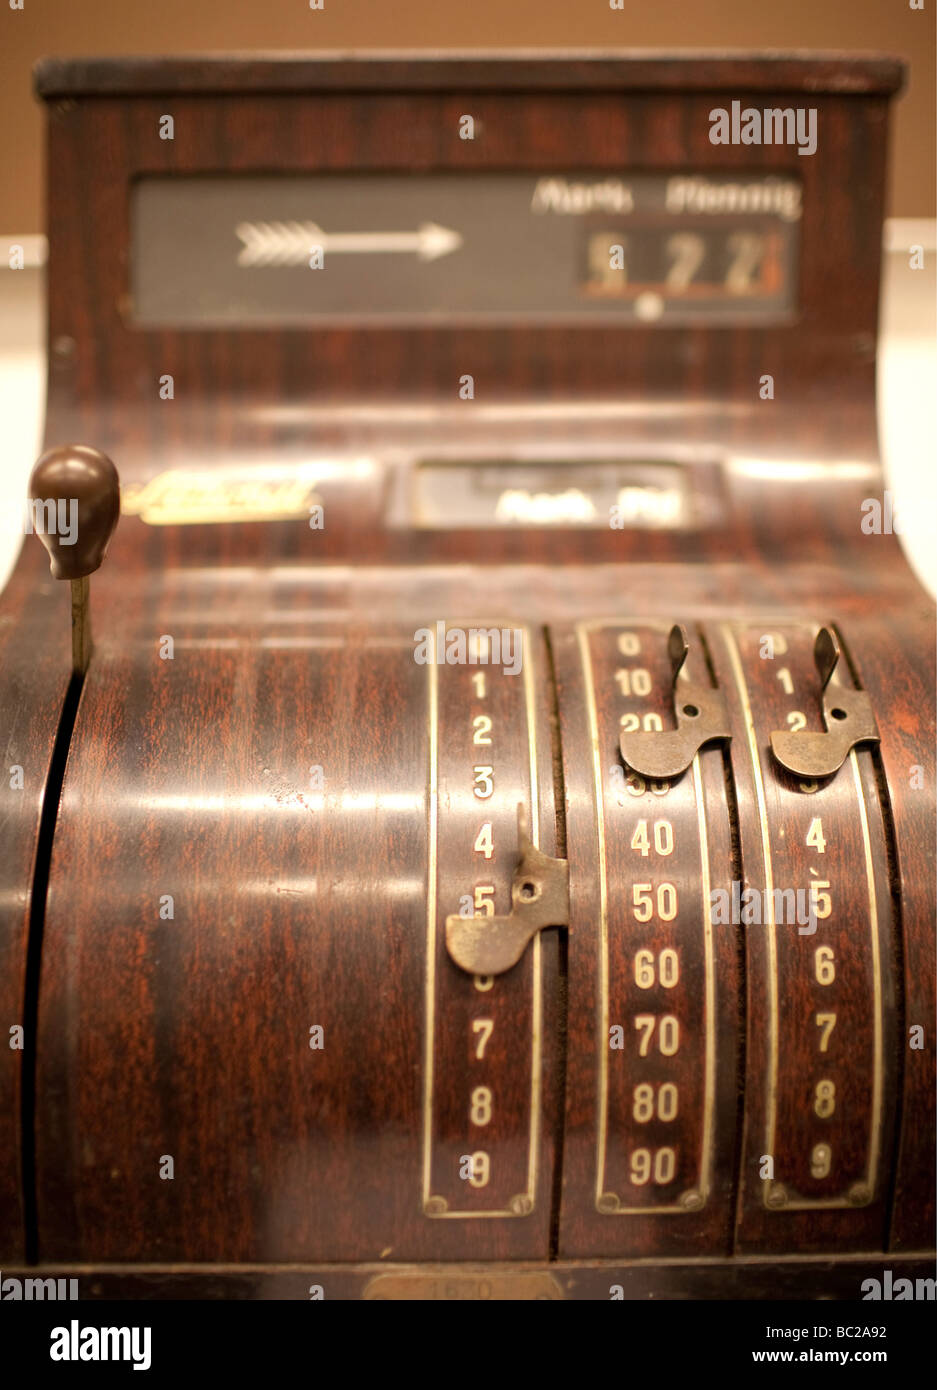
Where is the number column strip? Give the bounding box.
[577,620,718,1215]
[721,622,889,1225]
[421,620,544,1219]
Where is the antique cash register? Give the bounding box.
[0,52,933,1300]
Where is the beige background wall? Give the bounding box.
[0,0,934,231]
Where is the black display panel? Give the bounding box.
[131,172,801,327]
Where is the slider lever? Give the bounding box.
[445,804,569,977]
[28,445,120,674]
[619,623,731,780]
[770,626,879,780]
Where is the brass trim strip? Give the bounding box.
[693,753,716,1207]
[577,623,610,1208]
[524,645,544,1208]
[721,624,780,1191]
[849,749,884,1204]
[422,639,440,1212]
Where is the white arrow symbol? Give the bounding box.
[235,220,463,267]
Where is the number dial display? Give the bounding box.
[555,620,740,1256]
[132,171,798,327]
[714,623,898,1252]
[423,621,558,1242]
[582,217,792,317]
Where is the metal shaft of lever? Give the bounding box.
[70,575,91,674]
[814,626,840,690]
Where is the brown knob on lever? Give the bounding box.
[28,445,120,673]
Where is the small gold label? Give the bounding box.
[363,1272,564,1301]
[121,468,322,526]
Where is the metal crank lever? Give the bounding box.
[445,804,569,977]
[619,623,731,780]
[770,626,880,780]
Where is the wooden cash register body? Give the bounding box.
[0,53,932,1299]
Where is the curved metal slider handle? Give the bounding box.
[618,623,731,780]
[445,804,569,977]
[770,626,880,780]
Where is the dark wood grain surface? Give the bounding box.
[41,87,887,416]
[28,553,934,1263]
[0,545,76,1259]
[33,52,906,98]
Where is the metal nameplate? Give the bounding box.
[363,1272,564,1300]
